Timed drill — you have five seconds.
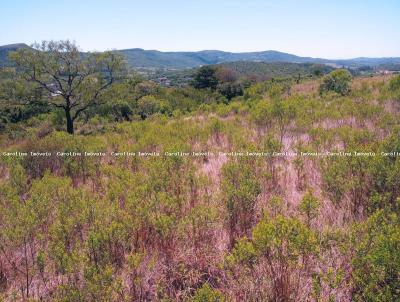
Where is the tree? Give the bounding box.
[9,40,126,134]
[191,66,219,90]
[319,69,352,96]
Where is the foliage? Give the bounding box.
[388,74,400,100]
[351,209,400,302]
[299,190,320,225]
[221,159,261,248]
[8,40,127,134]
[319,69,352,96]
[189,284,225,302]
[191,66,219,90]
[1,62,400,301]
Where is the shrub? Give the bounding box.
[190,283,225,302]
[319,69,352,96]
[137,95,161,119]
[221,160,261,248]
[299,190,320,225]
[351,210,400,302]
[389,74,400,92]
[388,75,400,100]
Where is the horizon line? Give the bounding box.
[1,42,400,60]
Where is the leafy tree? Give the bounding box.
[191,66,219,90]
[9,40,126,134]
[0,70,50,125]
[319,69,352,96]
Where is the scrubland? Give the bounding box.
[1,74,400,301]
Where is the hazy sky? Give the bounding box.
[1,0,399,58]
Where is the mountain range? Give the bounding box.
[1,43,400,70]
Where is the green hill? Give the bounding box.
[1,43,400,70]
[0,43,30,67]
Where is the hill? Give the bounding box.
[118,48,328,69]
[0,43,30,67]
[1,43,400,70]
[113,49,400,70]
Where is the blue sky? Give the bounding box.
[1,0,399,58]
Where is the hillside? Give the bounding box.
[119,48,400,69]
[118,48,321,69]
[0,43,30,67]
[215,61,334,80]
[1,43,400,70]
[146,61,335,87]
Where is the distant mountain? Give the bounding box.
[118,48,324,69]
[118,49,400,69]
[0,43,29,50]
[1,43,399,70]
[0,43,30,67]
[335,57,400,67]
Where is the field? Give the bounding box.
[1,69,400,301]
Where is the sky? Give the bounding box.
[0,0,399,59]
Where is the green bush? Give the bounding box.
[351,210,400,302]
[189,283,225,302]
[319,69,352,96]
[389,75,400,92]
[388,75,400,100]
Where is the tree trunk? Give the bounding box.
[65,108,74,134]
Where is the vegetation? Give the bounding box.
[215,61,334,82]
[9,41,126,134]
[191,66,219,90]
[2,44,400,70]
[319,69,353,95]
[0,40,399,301]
